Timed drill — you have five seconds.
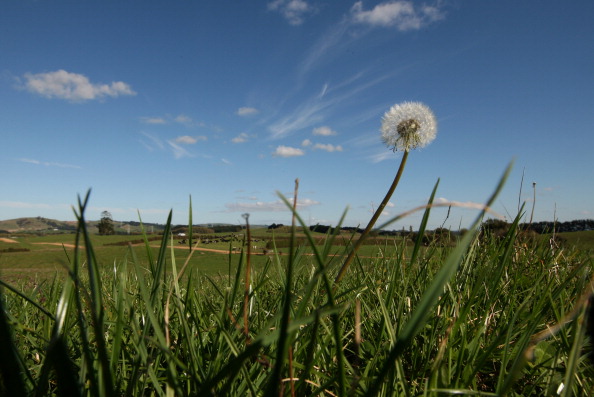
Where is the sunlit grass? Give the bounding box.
[1,169,593,396]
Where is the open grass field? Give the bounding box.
[0,230,411,287]
[1,227,592,284]
[1,189,593,395]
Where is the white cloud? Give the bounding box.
[22,70,135,102]
[174,135,207,144]
[18,158,81,169]
[237,107,259,116]
[313,143,343,152]
[221,158,232,165]
[225,197,319,212]
[268,0,314,25]
[350,1,444,30]
[301,139,312,147]
[312,126,337,136]
[272,145,305,157]
[232,132,250,143]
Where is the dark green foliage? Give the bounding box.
[96,211,114,235]
[0,247,30,253]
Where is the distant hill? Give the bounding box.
[0,217,166,234]
[0,217,78,233]
[0,217,262,235]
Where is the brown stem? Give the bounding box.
[334,150,409,284]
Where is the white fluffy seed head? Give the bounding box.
[380,102,437,152]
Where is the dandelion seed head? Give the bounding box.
[381,102,437,152]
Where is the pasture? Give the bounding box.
[1,202,593,395]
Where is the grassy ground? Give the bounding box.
[0,231,411,284]
[1,194,593,396]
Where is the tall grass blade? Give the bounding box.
[0,287,28,396]
[410,178,439,266]
[366,162,513,395]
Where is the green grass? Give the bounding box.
[1,176,593,395]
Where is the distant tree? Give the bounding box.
[97,211,115,235]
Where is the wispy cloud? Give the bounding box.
[141,117,167,124]
[268,71,393,139]
[298,2,444,76]
[167,141,193,159]
[272,145,305,157]
[313,143,343,152]
[18,158,82,169]
[173,135,207,144]
[350,1,445,30]
[268,0,315,26]
[0,200,61,210]
[21,70,135,102]
[139,132,198,159]
[237,107,259,116]
[141,114,201,127]
[369,150,396,163]
[139,131,165,151]
[298,21,350,76]
[225,197,319,212]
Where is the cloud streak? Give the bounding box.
[0,200,60,210]
[139,132,200,159]
[298,1,445,75]
[18,158,82,169]
[173,135,207,144]
[141,114,202,127]
[268,71,394,139]
[225,197,319,212]
[22,70,135,102]
[237,107,259,116]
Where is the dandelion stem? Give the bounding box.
[242,213,251,343]
[335,150,409,284]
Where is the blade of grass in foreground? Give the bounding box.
[34,279,80,397]
[366,162,512,395]
[277,192,348,396]
[0,286,28,396]
[409,178,439,266]
[73,190,115,397]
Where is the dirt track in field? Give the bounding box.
[0,237,19,243]
[32,242,78,249]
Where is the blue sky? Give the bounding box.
[1,1,593,230]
